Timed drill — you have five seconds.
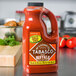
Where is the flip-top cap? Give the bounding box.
[28,2,43,6]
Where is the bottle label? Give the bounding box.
[29,32,56,65]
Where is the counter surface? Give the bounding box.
[0,48,76,76]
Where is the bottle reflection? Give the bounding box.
[23,71,58,76]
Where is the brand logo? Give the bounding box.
[29,40,56,61]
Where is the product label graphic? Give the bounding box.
[29,32,56,65]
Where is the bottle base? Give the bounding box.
[23,64,58,73]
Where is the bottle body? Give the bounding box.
[23,6,59,73]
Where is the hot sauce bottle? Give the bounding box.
[23,2,59,73]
